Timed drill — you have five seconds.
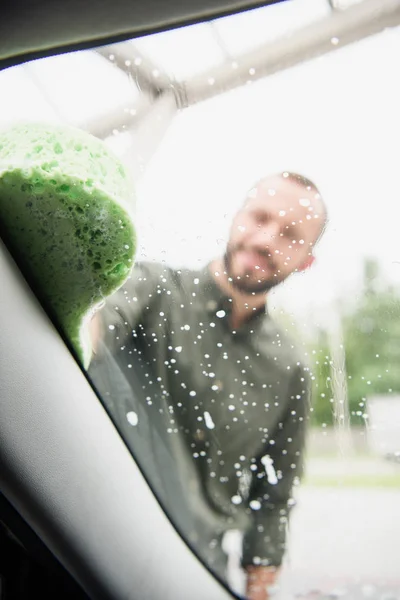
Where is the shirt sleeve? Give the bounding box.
[241,364,311,568]
[98,261,168,353]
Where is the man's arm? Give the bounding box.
[243,366,311,600]
[88,261,168,360]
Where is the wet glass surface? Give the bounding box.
[1,2,400,599]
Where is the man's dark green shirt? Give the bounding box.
[100,261,311,569]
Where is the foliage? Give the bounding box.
[310,258,400,425]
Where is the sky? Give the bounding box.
[1,0,399,330]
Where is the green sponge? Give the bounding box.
[0,122,136,368]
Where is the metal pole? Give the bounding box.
[182,0,400,105]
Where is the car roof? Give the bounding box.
[0,0,271,69]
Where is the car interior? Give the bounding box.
[1,1,400,599]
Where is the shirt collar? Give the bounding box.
[199,263,268,326]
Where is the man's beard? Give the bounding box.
[223,245,283,294]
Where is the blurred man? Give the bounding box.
[91,172,327,600]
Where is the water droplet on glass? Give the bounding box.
[249,500,262,511]
[231,495,242,505]
[261,455,278,485]
[126,411,138,426]
[216,310,226,318]
[108,325,115,331]
[175,346,182,353]
[204,411,215,429]
[331,36,339,45]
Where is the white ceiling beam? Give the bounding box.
[82,93,153,139]
[96,43,172,95]
[104,91,178,182]
[181,0,400,105]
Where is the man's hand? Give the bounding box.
[245,566,280,600]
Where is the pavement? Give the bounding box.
[226,454,400,600]
[280,486,400,598]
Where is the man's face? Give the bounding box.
[225,175,324,294]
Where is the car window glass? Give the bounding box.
[1,2,400,598]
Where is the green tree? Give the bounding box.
[342,258,400,424]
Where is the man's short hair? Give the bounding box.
[281,171,318,192]
[280,171,328,245]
